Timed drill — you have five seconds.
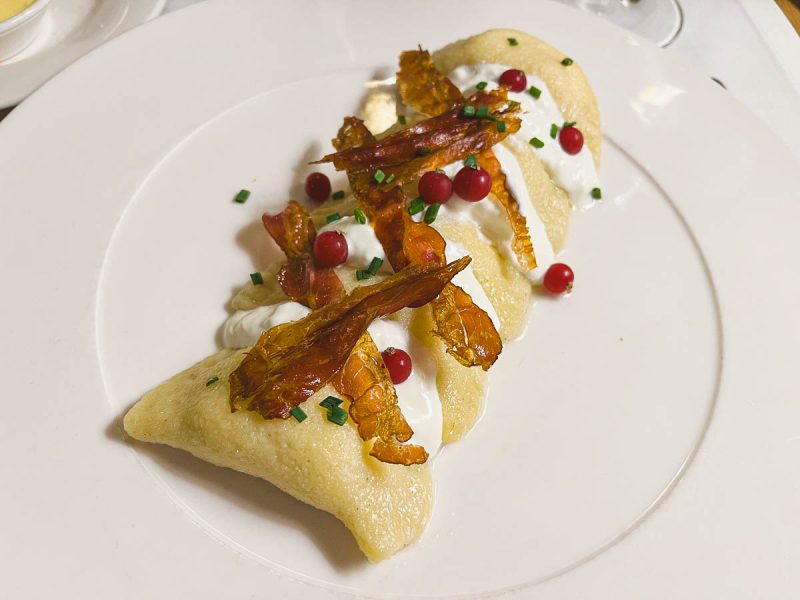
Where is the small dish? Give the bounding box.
[0,0,51,61]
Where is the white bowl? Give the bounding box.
[0,0,52,62]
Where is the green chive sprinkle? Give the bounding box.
[591,187,602,200]
[423,203,441,225]
[354,207,367,224]
[476,81,488,90]
[464,154,477,167]
[325,212,342,224]
[476,105,489,118]
[367,256,384,275]
[528,85,542,99]
[462,105,476,117]
[508,37,519,46]
[234,189,251,204]
[550,123,559,139]
[373,169,386,184]
[417,147,433,156]
[408,197,425,215]
[509,100,521,110]
[290,406,307,422]
[250,272,264,285]
[356,269,371,281]
[332,190,345,200]
[497,121,506,133]
[320,396,343,409]
[529,137,545,149]
[563,121,576,128]
[385,173,395,185]
[398,115,407,125]
[561,57,574,66]
[205,376,219,386]
[326,405,349,426]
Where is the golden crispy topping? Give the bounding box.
[228,258,470,420]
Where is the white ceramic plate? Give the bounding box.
[0,0,165,108]
[1,1,799,597]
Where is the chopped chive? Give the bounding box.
[325,212,342,224]
[591,187,602,200]
[408,197,425,215]
[356,269,372,280]
[417,147,433,156]
[320,396,343,409]
[476,105,490,118]
[476,81,488,90]
[234,189,251,204]
[354,207,367,224]
[563,121,576,128]
[509,100,521,110]
[550,123,559,139]
[367,256,384,275]
[464,154,477,167]
[384,173,395,185]
[508,37,519,46]
[373,169,386,184]
[461,105,476,117]
[250,272,264,285]
[398,115,407,125]
[205,376,219,386]
[529,137,545,149]
[332,190,345,200]
[326,405,349,426]
[423,203,441,225]
[561,57,574,66]
[528,85,542,99]
[290,406,307,422]
[496,120,506,133]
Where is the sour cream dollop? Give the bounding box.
[222,301,310,348]
[317,216,388,272]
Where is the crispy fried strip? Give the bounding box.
[228,257,471,420]
[333,117,502,370]
[336,333,427,465]
[262,201,345,309]
[396,49,537,270]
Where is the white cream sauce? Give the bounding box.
[222,301,311,349]
[317,216,388,272]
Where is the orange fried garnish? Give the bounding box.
[396,49,537,271]
[335,333,427,465]
[228,257,471,420]
[262,201,345,309]
[319,91,520,188]
[333,117,502,370]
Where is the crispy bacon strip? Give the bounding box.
[228,257,471,420]
[333,118,502,370]
[396,49,537,270]
[336,333,427,465]
[262,201,344,309]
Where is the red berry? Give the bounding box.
[543,263,574,294]
[453,166,492,202]
[558,126,584,155]
[382,347,413,384]
[305,172,331,203]
[313,231,348,267]
[418,171,453,205]
[499,69,527,92]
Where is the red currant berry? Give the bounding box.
[558,126,584,155]
[453,166,492,202]
[382,347,413,384]
[498,69,527,93]
[418,171,453,205]
[313,231,348,268]
[305,172,331,203]
[543,263,574,294]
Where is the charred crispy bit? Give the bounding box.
[228,257,471,420]
[262,201,345,309]
[335,333,428,465]
[397,48,462,116]
[396,49,537,271]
